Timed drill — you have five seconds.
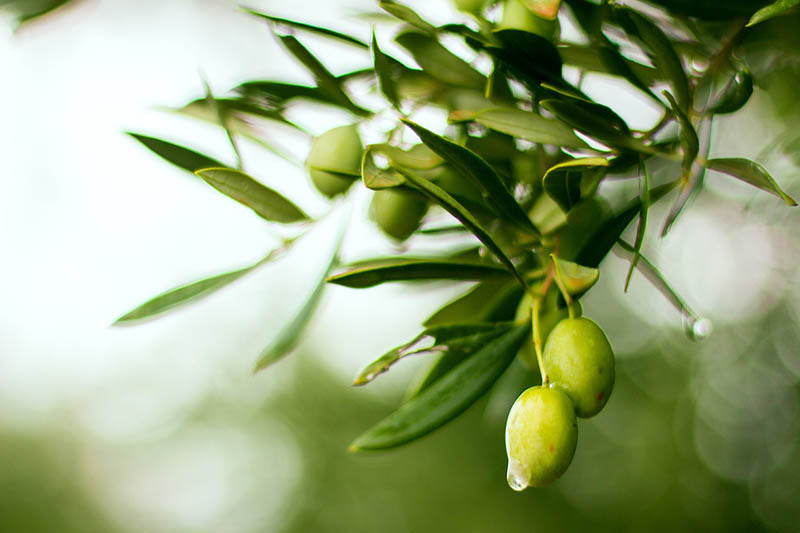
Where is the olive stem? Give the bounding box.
[532,296,548,385]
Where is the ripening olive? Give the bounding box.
[498,0,558,41]
[505,385,578,490]
[543,317,614,418]
[370,188,429,241]
[306,125,363,198]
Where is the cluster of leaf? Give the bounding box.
[117,0,796,451]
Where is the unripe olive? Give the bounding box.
[498,0,558,41]
[452,0,487,14]
[505,385,578,490]
[543,317,614,418]
[370,188,429,241]
[306,125,363,198]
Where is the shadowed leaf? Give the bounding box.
[127,133,227,174]
[707,158,797,206]
[327,260,510,288]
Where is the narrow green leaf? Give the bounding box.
[276,33,370,116]
[201,78,243,170]
[394,166,530,290]
[551,255,599,296]
[401,119,539,236]
[423,279,525,327]
[195,167,309,223]
[361,145,406,190]
[353,323,513,386]
[543,157,609,212]
[244,9,369,48]
[706,158,797,206]
[234,81,339,108]
[379,1,437,33]
[327,260,510,289]
[114,254,273,324]
[372,31,402,110]
[663,90,698,178]
[485,30,563,88]
[624,158,651,292]
[127,133,227,174]
[349,324,528,451]
[449,108,588,149]
[747,0,800,26]
[709,68,754,115]
[395,31,485,90]
[540,98,632,147]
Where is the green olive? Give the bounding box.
[498,0,558,40]
[370,188,429,241]
[515,290,581,371]
[543,317,614,418]
[452,0,487,14]
[505,385,578,490]
[306,125,363,198]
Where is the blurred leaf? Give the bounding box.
[234,81,339,108]
[114,253,276,324]
[201,78,243,170]
[449,108,588,149]
[522,0,561,19]
[361,145,406,190]
[327,260,510,288]
[372,31,402,110]
[394,166,530,289]
[349,324,528,451]
[485,30,563,88]
[543,157,609,212]
[706,158,797,206]
[540,98,632,148]
[4,0,72,26]
[276,33,371,116]
[529,193,567,235]
[551,255,599,296]
[624,158,651,292]
[195,168,309,223]
[401,119,539,236]
[647,0,769,19]
[127,133,227,174]
[353,323,513,385]
[373,143,443,170]
[711,68,754,117]
[379,1,437,33]
[747,0,800,26]
[424,279,525,327]
[395,31,485,89]
[244,9,369,48]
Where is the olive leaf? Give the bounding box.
[195,168,310,223]
[540,98,632,148]
[349,324,528,451]
[423,279,525,327]
[747,0,800,26]
[709,68,754,115]
[624,158,651,292]
[244,9,369,48]
[371,31,403,110]
[706,158,797,206]
[127,133,227,174]
[379,0,437,33]
[483,30,564,89]
[542,157,609,212]
[448,108,588,149]
[401,119,540,236]
[353,323,514,385]
[551,255,599,296]
[395,31,485,90]
[326,260,511,288]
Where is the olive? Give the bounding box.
[543,317,614,418]
[498,0,559,40]
[306,125,363,198]
[514,289,582,371]
[370,188,429,241]
[505,385,578,490]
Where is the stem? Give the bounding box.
[532,296,548,385]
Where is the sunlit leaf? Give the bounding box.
[449,108,588,149]
[706,158,797,206]
[395,31,485,90]
[327,260,510,288]
[195,168,309,223]
[127,133,227,174]
[542,157,609,212]
[244,9,369,48]
[423,279,525,327]
[551,255,599,296]
[349,324,528,451]
[747,0,800,26]
[361,145,406,190]
[521,0,561,19]
[379,1,437,33]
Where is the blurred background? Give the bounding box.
[1,0,799,531]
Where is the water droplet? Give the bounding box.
[467,122,488,138]
[506,460,528,492]
[682,312,712,341]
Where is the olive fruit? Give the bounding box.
[505,385,578,490]
[306,125,363,198]
[543,317,614,418]
[499,0,558,41]
[370,188,429,241]
[514,290,581,371]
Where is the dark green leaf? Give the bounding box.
[624,158,650,292]
[484,29,563,88]
[747,0,800,26]
[349,324,528,451]
[395,31,485,90]
[372,31,402,110]
[244,9,369,48]
[709,69,754,115]
[327,260,510,288]
[543,157,609,212]
[393,167,530,289]
[401,119,539,236]
[195,168,309,223]
[663,90,698,178]
[127,133,227,174]
[540,98,632,147]
[234,81,339,108]
[449,108,588,149]
[353,323,513,385]
[423,279,525,327]
[647,0,769,20]
[706,158,797,206]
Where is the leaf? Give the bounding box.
[353,323,513,385]
[542,157,609,212]
[551,255,599,296]
[127,133,227,174]
[624,158,651,292]
[449,108,588,149]
[484,30,563,88]
[327,260,510,288]
[616,8,690,112]
[423,279,525,327]
[276,33,370,116]
[540,98,632,148]
[663,91,698,178]
[244,9,369,48]
[201,77,243,170]
[379,1,437,33]
[395,31,485,90]
[234,81,339,108]
[361,145,406,190]
[747,0,800,26]
[706,158,797,206]
[253,223,346,372]
[349,324,528,451]
[114,254,274,324]
[393,166,530,290]
[401,119,539,236]
[195,168,309,223]
[521,0,561,19]
[709,68,754,115]
[371,31,402,110]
